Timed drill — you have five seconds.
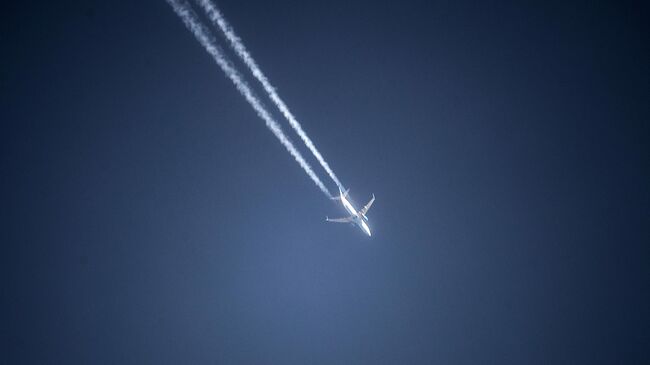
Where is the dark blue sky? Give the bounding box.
[3,0,648,363]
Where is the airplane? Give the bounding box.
[326,187,375,236]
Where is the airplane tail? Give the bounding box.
[330,188,350,200]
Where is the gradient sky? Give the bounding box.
[3,1,649,363]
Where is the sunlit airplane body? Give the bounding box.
[326,188,375,236]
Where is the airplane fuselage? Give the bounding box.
[340,191,372,236]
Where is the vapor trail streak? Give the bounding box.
[195,0,345,190]
[165,0,332,197]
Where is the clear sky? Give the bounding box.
[3,0,648,363]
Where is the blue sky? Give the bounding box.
[3,1,648,363]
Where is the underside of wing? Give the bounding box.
[326,216,354,223]
[358,194,375,216]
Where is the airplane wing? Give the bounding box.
[358,194,375,216]
[326,216,354,223]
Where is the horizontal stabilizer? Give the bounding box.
[330,188,350,200]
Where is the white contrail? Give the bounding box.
[195,0,345,190]
[165,0,332,198]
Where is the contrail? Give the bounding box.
[165,0,332,197]
[195,0,345,190]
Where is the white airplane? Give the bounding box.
[326,187,375,236]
